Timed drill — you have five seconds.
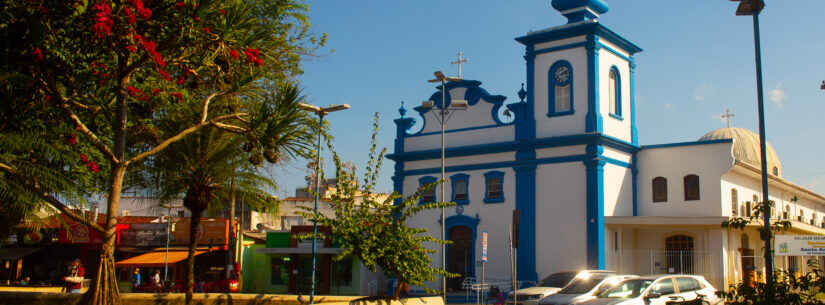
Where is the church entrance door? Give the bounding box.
[448,225,473,292]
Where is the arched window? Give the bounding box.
[548,61,574,116]
[666,235,694,274]
[684,174,700,201]
[652,177,668,203]
[812,213,817,226]
[745,201,752,217]
[741,234,750,249]
[783,205,790,220]
[731,189,739,216]
[608,66,621,118]
[798,209,805,222]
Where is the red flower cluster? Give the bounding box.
[128,0,151,19]
[170,92,183,103]
[123,7,136,24]
[244,48,263,66]
[32,48,43,62]
[156,68,171,81]
[219,9,226,16]
[229,49,239,60]
[202,27,210,33]
[66,134,77,145]
[87,161,100,173]
[151,88,162,96]
[175,2,185,8]
[127,85,149,101]
[91,61,109,79]
[80,154,88,164]
[92,2,114,38]
[125,45,137,53]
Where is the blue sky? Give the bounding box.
[273,0,825,197]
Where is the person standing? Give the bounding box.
[63,259,85,294]
[132,268,142,291]
[152,270,161,291]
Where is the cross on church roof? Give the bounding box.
[450,50,468,78]
[721,108,735,128]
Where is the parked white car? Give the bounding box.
[539,274,636,305]
[578,275,722,305]
[509,270,616,305]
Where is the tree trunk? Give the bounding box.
[82,165,126,305]
[186,207,204,305]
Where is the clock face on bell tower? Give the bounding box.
[554,66,570,84]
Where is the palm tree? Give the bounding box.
[151,83,315,303]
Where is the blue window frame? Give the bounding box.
[483,171,505,203]
[608,66,622,120]
[418,176,437,204]
[548,60,574,117]
[450,173,470,205]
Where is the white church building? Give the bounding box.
[387,0,825,292]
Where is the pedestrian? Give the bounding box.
[132,268,142,291]
[152,270,161,291]
[63,258,85,293]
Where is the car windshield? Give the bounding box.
[539,272,578,288]
[558,275,610,294]
[597,279,654,299]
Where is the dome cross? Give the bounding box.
[721,108,735,128]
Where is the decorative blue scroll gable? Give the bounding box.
[410,80,510,136]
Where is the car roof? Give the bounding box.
[632,274,707,280]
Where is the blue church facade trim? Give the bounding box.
[443,214,481,279]
[548,60,575,117]
[393,117,415,206]
[584,144,606,269]
[630,60,638,145]
[585,34,603,133]
[513,164,538,281]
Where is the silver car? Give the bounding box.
[539,274,636,305]
[578,275,722,305]
[509,270,616,305]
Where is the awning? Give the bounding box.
[255,247,344,254]
[115,250,206,268]
[0,248,42,260]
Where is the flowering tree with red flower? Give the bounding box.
[0,0,325,304]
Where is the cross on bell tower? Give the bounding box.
[450,50,468,78]
[721,108,735,128]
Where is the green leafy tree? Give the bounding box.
[298,113,457,299]
[151,82,315,303]
[0,1,324,304]
[721,197,797,303]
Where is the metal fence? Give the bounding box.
[606,250,723,288]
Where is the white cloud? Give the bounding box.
[768,83,787,108]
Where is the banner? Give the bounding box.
[119,223,171,247]
[775,235,825,256]
[119,219,228,247]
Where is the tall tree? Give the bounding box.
[298,114,457,299]
[151,82,315,303]
[0,1,324,304]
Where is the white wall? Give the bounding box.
[604,164,633,217]
[637,142,734,217]
[535,162,588,276]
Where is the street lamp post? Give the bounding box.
[297,102,350,305]
[730,0,774,285]
[421,71,468,301]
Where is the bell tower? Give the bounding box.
[515,0,642,144]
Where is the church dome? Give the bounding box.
[699,127,782,176]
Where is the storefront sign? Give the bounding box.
[119,223,171,247]
[481,230,488,262]
[775,235,825,256]
[173,219,228,246]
